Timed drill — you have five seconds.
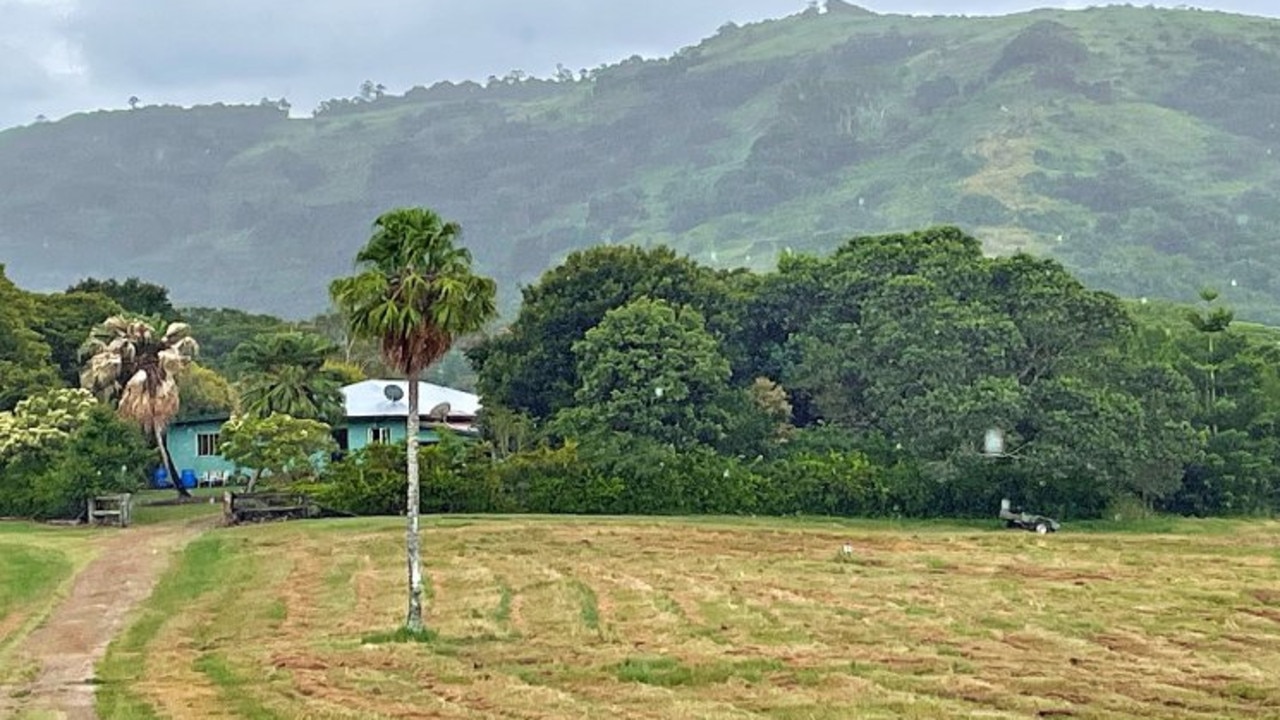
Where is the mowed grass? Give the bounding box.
[99,516,1280,719]
[130,487,227,526]
[0,523,101,681]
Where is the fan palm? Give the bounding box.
[80,315,199,497]
[230,331,346,424]
[330,207,496,631]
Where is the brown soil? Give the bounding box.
[0,519,207,719]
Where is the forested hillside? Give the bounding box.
[3,3,1280,320]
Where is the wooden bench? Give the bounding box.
[88,494,133,527]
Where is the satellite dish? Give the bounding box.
[427,402,451,421]
[383,384,405,402]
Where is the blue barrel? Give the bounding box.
[180,469,198,489]
[153,467,171,488]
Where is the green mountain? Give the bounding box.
[3,3,1280,320]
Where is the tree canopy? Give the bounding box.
[228,331,346,423]
[470,245,745,421]
[79,315,200,496]
[468,227,1255,519]
[66,277,177,320]
[553,298,735,451]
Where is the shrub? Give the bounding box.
[311,433,508,516]
[419,434,507,514]
[493,443,623,515]
[0,405,150,519]
[310,443,407,516]
[758,450,886,516]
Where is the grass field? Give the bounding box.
[0,523,102,683]
[129,487,227,526]
[95,516,1280,719]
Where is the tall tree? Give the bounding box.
[30,290,125,387]
[66,277,177,320]
[79,316,200,497]
[180,307,296,373]
[329,207,496,631]
[228,331,346,423]
[0,267,59,411]
[469,245,743,421]
[175,363,239,421]
[1183,287,1235,435]
[554,298,735,451]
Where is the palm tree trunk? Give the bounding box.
[404,374,424,631]
[155,427,191,498]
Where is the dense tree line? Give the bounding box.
[4,224,1279,523]
[392,227,1280,521]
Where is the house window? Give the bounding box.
[369,427,392,445]
[197,433,220,457]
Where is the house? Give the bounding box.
[163,380,482,486]
[337,379,481,452]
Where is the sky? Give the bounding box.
[2,0,1277,131]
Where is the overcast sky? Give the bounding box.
[2,0,1276,131]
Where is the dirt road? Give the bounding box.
[0,519,207,720]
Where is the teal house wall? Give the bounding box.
[166,418,237,480]
[342,418,444,453]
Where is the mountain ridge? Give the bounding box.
[3,5,1279,320]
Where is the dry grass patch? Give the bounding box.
[100,517,1280,719]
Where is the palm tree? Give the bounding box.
[330,208,496,631]
[80,315,199,497]
[229,331,346,424]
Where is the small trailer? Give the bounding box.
[999,498,1060,534]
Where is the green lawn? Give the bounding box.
[0,524,102,682]
[129,487,227,526]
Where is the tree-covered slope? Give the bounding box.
[2,4,1280,319]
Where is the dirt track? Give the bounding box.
[0,519,206,720]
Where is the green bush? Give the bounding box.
[0,406,151,519]
[494,444,624,515]
[574,433,763,515]
[419,434,507,514]
[310,443,408,516]
[311,434,509,516]
[758,451,886,516]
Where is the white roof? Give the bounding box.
[342,380,482,420]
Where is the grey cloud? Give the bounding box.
[3,0,1278,130]
[44,0,805,120]
[65,1,802,82]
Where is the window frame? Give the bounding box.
[196,432,220,457]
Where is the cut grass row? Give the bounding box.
[97,515,1280,719]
